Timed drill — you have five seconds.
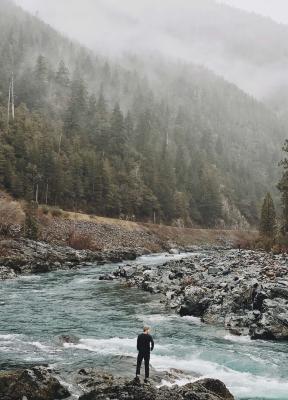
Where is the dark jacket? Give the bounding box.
[137,333,154,354]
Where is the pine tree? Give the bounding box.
[64,76,88,136]
[260,193,276,237]
[278,140,288,233]
[55,60,70,88]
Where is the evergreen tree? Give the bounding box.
[278,140,288,233]
[260,193,276,237]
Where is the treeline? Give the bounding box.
[0,56,224,225]
[260,140,288,250]
[0,0,284,227]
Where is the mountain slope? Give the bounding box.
[0,0,284,227]
[13,0,288,110]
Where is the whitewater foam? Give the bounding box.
[224,334,252,343]
[181,316,202,325]
[64,336,167,356]
[152,353,288,399]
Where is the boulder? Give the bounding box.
[179,287,210,317]
[77,372,234,400]
[0,367,70,400]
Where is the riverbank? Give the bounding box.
[0,238,145,280]
[0,366,235,400]
[39,211,257,252]
[111,249,288,341]
[0,209,257,280]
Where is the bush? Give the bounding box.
[40,205,50,215]
[255,236,274,252]
[67,231,94,250]
[0,199,25,237]
[51,207,64,218]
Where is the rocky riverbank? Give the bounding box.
[111,249,288,341]
[0,366,235,400]
[0,238,146,280]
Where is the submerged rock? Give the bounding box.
[0,366,70,400]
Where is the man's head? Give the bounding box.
[143,326,150,334]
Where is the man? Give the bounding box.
[135,326,154,383]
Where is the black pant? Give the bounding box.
[136,352,150,378]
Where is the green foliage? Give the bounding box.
[259,193,276,238]
[0,0,284,228]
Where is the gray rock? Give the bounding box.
[0,367,70,400]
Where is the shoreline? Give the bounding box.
[0,366,235,400]
[0,237,148,280]
[110,249,288,341]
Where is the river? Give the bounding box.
[0,253,288,399]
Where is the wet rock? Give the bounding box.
[0,238,148,280]
[169,248,180,255]
[0,366,70,400]
[77,371,234,400]
[99,274,115,281]
[180,287,210,317]
[0,266,17,280]
[114,249,288,341]
[58,334,80,345]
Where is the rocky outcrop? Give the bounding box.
[0,366,70,400]
[76,370,234,400]
[113,249,288,340]
[0,238,146,280]
[0,367,234,400]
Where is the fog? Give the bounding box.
[219,0,288,24]
[14,0,288,102]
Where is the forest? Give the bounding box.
[0,0,285,228]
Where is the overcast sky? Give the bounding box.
[219,0,288,24]
[15,0,288,32]
[16,0,288,28]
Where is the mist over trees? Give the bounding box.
[0,0,285,227]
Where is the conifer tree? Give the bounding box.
[260,193,276,237]
[278,140,288,233]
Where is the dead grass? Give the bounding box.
[65,211,143,231]
[143,223,258,247]
[62,211,257,248]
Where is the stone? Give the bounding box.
[0,367,70,400]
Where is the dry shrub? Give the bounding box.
[67,231,94,250]
[51,207,64,218]
[0,198,25,237]
[40,205,50,215]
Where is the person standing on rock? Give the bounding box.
[135,326,154,383]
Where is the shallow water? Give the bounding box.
[0,252,288,399]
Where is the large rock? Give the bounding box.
[179,287,210,317]
[77,371,234,400]
[115,249,288,341]
[0,366,70,400]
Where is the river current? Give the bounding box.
[0,253,288,399]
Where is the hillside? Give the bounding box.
[0,0,285,228]
[16,0,288,112]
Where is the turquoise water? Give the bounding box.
[0,253,288,399]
